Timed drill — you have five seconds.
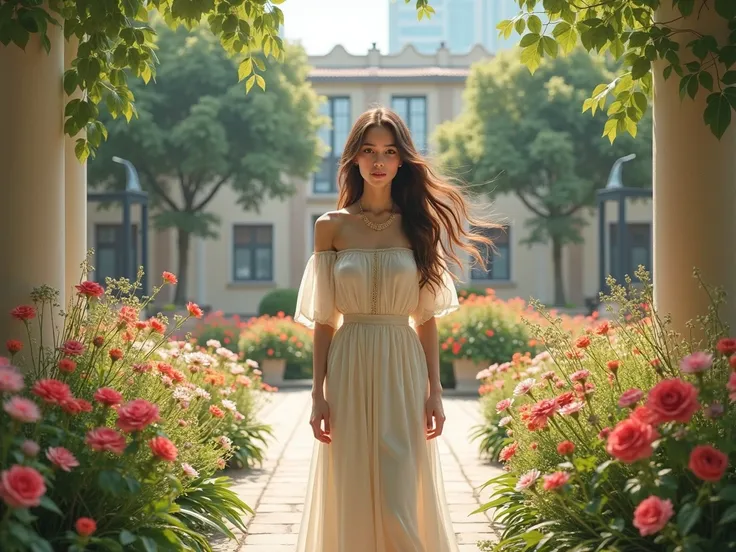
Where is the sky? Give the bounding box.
[279,0,390,55]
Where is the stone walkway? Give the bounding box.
[216,389,504,551]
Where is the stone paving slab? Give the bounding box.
[212,389,504,551]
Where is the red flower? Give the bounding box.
[109,348,123,362]
[148,318,166,334]
[6,340,22,354]
[530,399,558,427]
[717,338,736,356]
[633,496,673,537]
[92,336,104,348]
[58,359,76,373]
[94,387,123,407]
[646,378,700,424]
[575,335,591,349]
[0,465,46,508]
[186,302,203,318]
[606,360,620,373]
[729,354,736,371]
[116,399,160,433]
[162,271,178,284]
[485,329,495,337]
[32,379,72,405]
[75,281,104,298]
[209,405,225,418]
[606,418,659,463]
[499,442,518,462]
[45,447,79,472]
[10,305,36,321]
[59,339,85,357]
[688,445,728,482]
[618,388,644,409]
[595,321,610,336]
[555,392,576,408]
[631,405,658,425]
[543,471,570,491]
[75,517,97,537]
[451,342,462,355]
[85,427,126,455]
[148,436,178,462]
[556,441,575,456]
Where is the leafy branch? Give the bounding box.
[0,0,286,161]
[498,0,736,141]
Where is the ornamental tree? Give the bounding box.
[88,22,324,304]
[435,49,652,306]
[496,0,736,141]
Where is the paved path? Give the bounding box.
[215,389,504,551]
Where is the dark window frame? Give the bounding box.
[470,225,511,281]
[313,96,351,195]
[232,224,275,282]
[94,223,138,283]
[609,222,652,279]
[391,95,428,152]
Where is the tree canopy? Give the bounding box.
[498,0,736,141]
[88,22,325,303]
[435,48,652,306]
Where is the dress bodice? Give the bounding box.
[294,248,460,330]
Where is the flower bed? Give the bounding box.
[475,272,736,551]
[0,268,273,551]
[238,313,313,366]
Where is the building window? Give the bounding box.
[233,225,273,282]
[470,226,511,281]
[314,97,351,194]
[609,223,651,279]
[391,96,427,152]
[95,224,138,283]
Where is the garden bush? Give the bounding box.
[0,267,273,551]
[191,311,245,353]
[238,313,313,366]
[475,269,736,551]
[257,289,299,317]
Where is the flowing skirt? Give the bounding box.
[296,315,459,552]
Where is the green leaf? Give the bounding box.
[119,530,137,546]
[631,58,650,80]
[552,22,578,55]
[699,71,714,91]
[723,71,736,85]
[520,44,542,74]
[514,18,526,36]
[676,502,702,535]
[238,58,252,82]
[519,33,541,48]
[715,0,736,19]
[98,469,126,495]
[541,36,558,58]
[255,74,265,90]
[39,496,63,516]
[497,19,514,40]
[677,0,696,16]
[720,504,736,525]
[719,485,736,502]
[527,15,543,35]
[632,91,648,114]
[245,74,256,93]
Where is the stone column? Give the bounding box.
[0,24,66,349]
[64,36,87,294]
[653,5,736,337]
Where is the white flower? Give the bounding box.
[219,387,233,397]
[206,339,222,349]
[172,386,193,401]
[221,399,237,412]
[181,463,199,478]
[160,375,173,387]
[498,416,512,427]
[245,359,259,369]
[216,436,232,450]
[515,469,541,492]
[513,378,536,396]
[194,387,211,400]
[184,351,213,367]
[559,401,585,416]
[230,364,245,375]
[216,347,239,362]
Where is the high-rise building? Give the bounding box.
[389,0,520,54]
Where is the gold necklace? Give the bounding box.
[359,201,395,232]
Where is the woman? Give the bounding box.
[294,107,495,552]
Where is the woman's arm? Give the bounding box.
[415,317,446,440]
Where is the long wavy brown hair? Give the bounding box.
[337,107,499,292]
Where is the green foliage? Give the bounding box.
[0,0,289,160]
[436,48,651,305]
[258,289,299,317]
[87,21,324,303]
[497,0,736,140]
[238,314,313,365]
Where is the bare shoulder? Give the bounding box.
[313,210,348,252]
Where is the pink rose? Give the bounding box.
[3,396,41,423]
[32,379,72,405]
[679,351,713,374]
[75,281,104,298]
[646,378,700,424]
[85,427,127,455]
[618,388,644,409]
[94,387,123,407]
[45,447,79,472]
[116,399,160,433]
[20,440,40,457]
[58,339,85,356]
[688,445,728,482]
[0,465,46,508]
[633,496,674,536]
[543,472,570,491]
[606,418,659,463]
[0,366,24,393]
[148,436,178,462]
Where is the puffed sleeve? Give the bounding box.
[294,252,342,329]
[411,268,460,327]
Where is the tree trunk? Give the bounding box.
[552,237,566,307]
[173,228,191,305]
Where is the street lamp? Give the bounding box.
[596,154,652,299]
[87,157,149,294]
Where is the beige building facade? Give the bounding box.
[86,43,654,316]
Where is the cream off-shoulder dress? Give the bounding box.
[293,247,461,552]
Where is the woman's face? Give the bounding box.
[354,125,401,190]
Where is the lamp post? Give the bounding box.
[597,154,652,299]
[87,157,149,295]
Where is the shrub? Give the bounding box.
[0,266,270,551]
[191,311,246,353]
[238,314,313,365]
[258,289,299,317]
[476,269,736,551]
